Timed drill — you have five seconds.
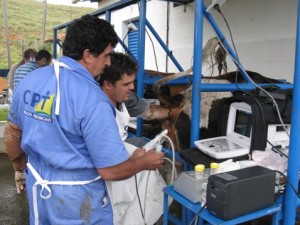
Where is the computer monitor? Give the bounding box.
[194,102,253,159]
[226,102,252,148]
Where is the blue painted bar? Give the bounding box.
[0,69,9,77]
[136,0,147,137]
[117,36,135,59]
[190,0,204,147]
[105,10,111,22]
[53,29,57,59]
[283,0,300,223]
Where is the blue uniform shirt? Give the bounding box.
[9,56,129,170]
[14,60,40,89]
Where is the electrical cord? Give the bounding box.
[188,203,207,225]
[146,29,160,74]
[213,4,291,140]
[137,132,177,224]
[134,174,147,225]
[268,140,289,158]
[163,157,178,181]
[122,30,130,43]
[137,2,160,75]
[163,135,177,185]
[275,170,300,198]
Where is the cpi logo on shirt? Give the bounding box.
[24,90,55,117]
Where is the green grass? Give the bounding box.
[0,0,94,69]
[0,108,8,121]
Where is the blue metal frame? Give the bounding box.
[135,0,147,136]
[52,0,300,223]
[163,186,282,225]
[282,0,300,223]
[190,0,204,147]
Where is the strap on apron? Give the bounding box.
[53,60,70,116]
[27,161,101,225]
[28,61,101,225]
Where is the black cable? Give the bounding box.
[137,1,160,75]
[214,4,240,66]
[216,3,291,142]
[214,5,291,160]
[267,140,288,158]
[216,4,242,93]
[146,29,160,74]
[122,30,130,45]
[275,170,300,199]
[134,174,146,224]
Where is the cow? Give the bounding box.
[149,70,284,152]
[140,37,284,152]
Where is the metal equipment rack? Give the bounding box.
[52,1,300,224]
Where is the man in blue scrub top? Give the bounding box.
[4,14,164,225]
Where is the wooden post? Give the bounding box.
[41,0,47,48]
[2,0,11,68]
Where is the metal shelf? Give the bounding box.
[52,0,300,223]
[163,186,282,225]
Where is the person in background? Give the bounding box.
[13,49,52,89]
[99,52,177,147]
[99,52,148,147]
[7,48,37,91]
[4,14,163,225]
[99,52,167,225]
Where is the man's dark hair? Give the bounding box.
[23,48,37,60]
[35,49,52,61]
[99,52,138,86]
[62,14,118,60]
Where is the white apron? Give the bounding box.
[27,60,102,225]
[108,103,166,225]
[115,103,130,141]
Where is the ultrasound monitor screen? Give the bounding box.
[234,109,252,137]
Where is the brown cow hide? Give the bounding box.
[147,70,285,152]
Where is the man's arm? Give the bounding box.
[97,149,164,181]
[4,121,26,171]
[4,121,27,193]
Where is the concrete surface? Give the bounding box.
[0,153,29,225]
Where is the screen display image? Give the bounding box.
[234,109,252,138]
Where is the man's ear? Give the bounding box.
[82,49,93,64]
[103,80,113,90]
[39,57,47,66]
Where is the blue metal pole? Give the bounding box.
[117,37,136,60]
[105,10,111,22]
[283,0,300,224]
[53,29,57,59]
[145,19,184,72]
[190,0,204,147]
[136,0,147,137]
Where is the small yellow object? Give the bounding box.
[210,163,219,169]
[194,164,205,172]
[210,162,219,175]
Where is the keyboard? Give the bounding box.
[194,137,250,159]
